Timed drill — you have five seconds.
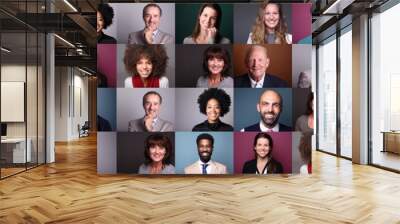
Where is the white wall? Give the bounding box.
[54,67,89,141]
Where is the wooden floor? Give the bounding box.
[1,134,400,223]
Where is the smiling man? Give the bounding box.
[241,89,292,132]
[234,45,288,88]
[128,91,174,132]
[184,133,227,174]
[127,3,174,44]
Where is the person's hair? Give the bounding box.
[202,46,231,77]
[196,133,214,147]
[197,88,231,117]
[142,3,162,18]
[244,45,268,67]
[142,91,162,106]
[97,3,114,29]
[305,92,313,115]
[191,3,223,42]
[144,134,172,166]
[253,132,273,159]
[298,134,311,164]
[250,2,289,44]
[297,71,311,88]
[124,45,168,78]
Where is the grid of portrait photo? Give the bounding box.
[97,2,313,175]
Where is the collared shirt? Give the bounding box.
[198,160,211,174]
[151,117,158,128]
[143,116,158,129]
[259,121,279,132]
[151,29,159,43]
[249,73,265,88]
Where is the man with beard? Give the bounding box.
[127,3,174,44]
[184,133,227,174]
[241,89,292,132]
[128,91,174,132]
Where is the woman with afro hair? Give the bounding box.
[97,3,116,44]
[124,45,169,88]
[192,88,233,131]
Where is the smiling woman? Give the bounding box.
[196,46,233,88]
[242,132,283,174]
[138,134,175,174]
[247,2,292,44]
[183,3,231,44]
[123,45,169,88]
[192,88,233,131]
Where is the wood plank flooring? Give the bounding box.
[0,134,399,223]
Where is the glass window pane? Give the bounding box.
[1,32,27,177]
[371,3,400,171]
[318,36,337,154]
[340,28,352,158]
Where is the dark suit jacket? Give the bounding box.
[242,158,283,174]
[97,32,116,44]
[243,122,292,132]
[234,73,288,88]
[97,115,112,131]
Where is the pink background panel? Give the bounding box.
[97,44,117,88]
[291,3,312,44]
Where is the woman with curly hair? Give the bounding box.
[196,46,233,88]
[192,88,233,131]
[247,2,292,44]
[123,45,169,88]
[242,132,283,174]
[183,3,230,44]
[97,3,116,44]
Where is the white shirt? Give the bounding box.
[143,116,158,129]
[198,160,211,174]
[259,121,279,132]
[151,29,159,44]
[240,121,280,132]
[124,76,169,88]
[249,73,265,88]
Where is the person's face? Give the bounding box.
[149,145,166,163]
[254,137,271,159]
[136,57,153,78]
[247,47,270,80]
[257,91,282,128]
[207,57,224,75]
[199,7,218,30]
[197,139,213,163]
[143,94,161,117]
[143,6,161,31]
[298,73,311,88]
[263,4,280,30]
[97,11,104,32]
[206,98,221,123]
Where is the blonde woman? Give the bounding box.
[247,2,292,44]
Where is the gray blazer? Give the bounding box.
[128,117,174,132]
[127,29,174,44]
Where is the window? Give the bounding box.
[317,35,337,154]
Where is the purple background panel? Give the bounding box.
[97,44,117,88]
[234,132,292,174]
[291,3,312,44]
